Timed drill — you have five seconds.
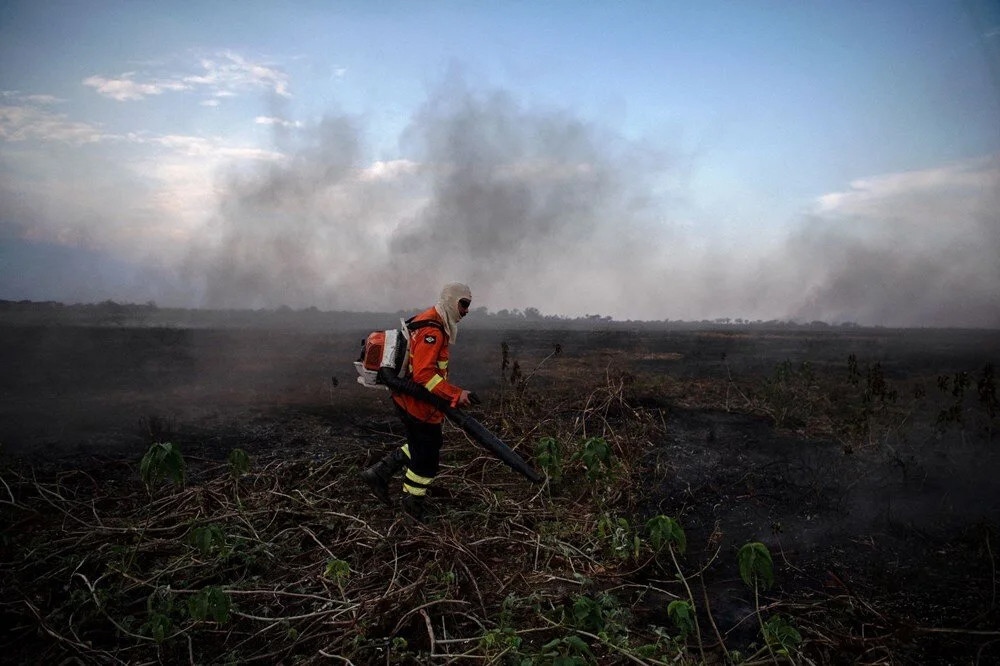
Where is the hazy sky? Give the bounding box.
[1,1,998,326]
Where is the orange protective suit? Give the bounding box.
[391,306,464,424]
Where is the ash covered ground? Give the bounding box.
[1,322,998,664]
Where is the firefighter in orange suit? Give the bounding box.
[361,283,472,521]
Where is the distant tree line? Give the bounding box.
[0,299,874,332]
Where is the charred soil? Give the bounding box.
[1,323,998,664]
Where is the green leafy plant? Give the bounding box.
[739,542,779,663]
[141,611,172,644]
[597,514,639,560]
[139,441,185,490]
[571,595,606,633]
[535,436,563,481]
[324,557,351,599]
[324,557,350,582]
[572,436,614,482]
[480,627,522,656]
[667,600,695,638]
[738,542,774,591]
[188,523,228,558]
[537,635,595,665]
[646,516,704,660]
[762,615,802,656]
[187,586,231,623]
[646,515,686,553]
[228,447,250,478]
[634,625,682,662]
[140,587,174,644]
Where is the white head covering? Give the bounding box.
[434,282,471,342]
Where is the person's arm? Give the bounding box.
[408,330,468,407]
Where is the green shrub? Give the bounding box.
[572,436,613,482]
[324,558,350,583]
[646,515,686,554]
[535,436,563,481]
[228,448,250,478]
[188,523,228,557]
[667,600,695,637]
[139,442,185,489]
[187,586,231,623]
[763,615,802,656]
[737,542,774,591]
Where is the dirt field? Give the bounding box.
[1,322,998,664]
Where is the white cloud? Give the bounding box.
[810,156,999,252]
[83,51,291,102]
[24,94,64,105]
[0,104,109,144]
[358,159,421,181]
[255,116,302,128]
[814,157,997,219]
[82,74,189,101]
[137,133,285,162]
[1,90,66,105]
[184,50,291,97]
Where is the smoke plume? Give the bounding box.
[185,80,999,326]
[185,79,679,315]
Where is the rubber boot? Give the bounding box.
[360,448,407,506]
[401,492,428,523]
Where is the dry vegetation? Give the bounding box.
[2,332,998,665]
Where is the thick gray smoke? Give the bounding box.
[785,155,1000,328]
[185,80,677,315]
[172,83,1000,326]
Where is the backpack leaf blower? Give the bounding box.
[355,320,542,484]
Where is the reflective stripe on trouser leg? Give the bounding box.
[402,468,434,496]
[394,402,443,496]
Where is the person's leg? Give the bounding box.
[399,415,442,522]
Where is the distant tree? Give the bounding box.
[99,300,126,326]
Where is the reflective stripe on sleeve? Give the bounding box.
[424,374,444,392]
[401,444,411,459]
[437,360,448,369]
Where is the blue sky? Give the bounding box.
[1,1,998,325]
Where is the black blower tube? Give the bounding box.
[377,367,542,483]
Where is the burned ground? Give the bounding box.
[0,323,997,664]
